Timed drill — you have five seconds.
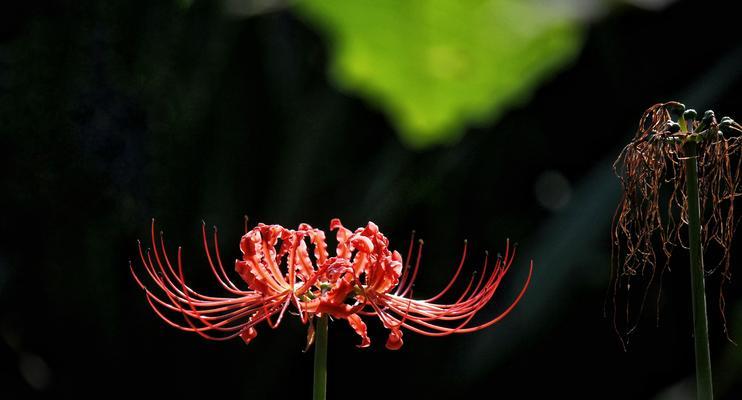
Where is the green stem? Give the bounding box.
[684,141,714,400]
[313,314,328,400]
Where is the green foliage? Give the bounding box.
[295,0,583,147]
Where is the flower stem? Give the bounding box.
[683,141,714,400]
[313,314,328,400]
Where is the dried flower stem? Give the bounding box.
[684,140,713,400]
[611,103,742,346]
[313,314,328,400]
[611,102,742,399]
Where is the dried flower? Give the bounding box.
[131,218,532,350]
[611,102,742,342]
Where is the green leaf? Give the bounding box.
[294,0,583,148]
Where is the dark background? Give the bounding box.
[2,0,742,398]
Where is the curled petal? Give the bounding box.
[326,273,355,305]
[346,314,371,348]
[235,260,269,294]
[304,225,329,264]
[351,235,374,253]
[331,218,353,259]
[294,240,315,282]
[361,221,379,236]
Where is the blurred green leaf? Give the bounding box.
[295,0,583,147]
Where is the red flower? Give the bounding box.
[131,218,532,350]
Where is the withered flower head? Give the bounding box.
[611,102,742,342]
[131,218,533,350]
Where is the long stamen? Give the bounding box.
[397,239,424,297]
[202,223,243,294]
[424,240,467,302]
[394,230,416,295]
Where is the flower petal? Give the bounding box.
[385,328,403,350]
[331,218,353,259]
[346,314,370,348]
[239,326,258,345]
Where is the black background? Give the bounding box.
[1,0,742,398]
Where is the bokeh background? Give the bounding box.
[1,0,742,398]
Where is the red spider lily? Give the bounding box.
[131,218,533,350]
